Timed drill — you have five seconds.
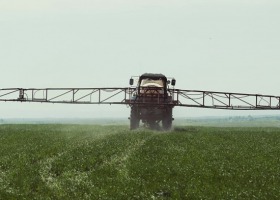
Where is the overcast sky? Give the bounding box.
[1,0,280,118]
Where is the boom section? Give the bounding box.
[0,87,280,110]
[172,89,280,110]
[0,88,131,105]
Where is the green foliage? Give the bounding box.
[0,125,280,199]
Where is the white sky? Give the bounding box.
[1,0,280,118]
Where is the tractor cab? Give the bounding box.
[130,73,176,96]
[138,73,167,96]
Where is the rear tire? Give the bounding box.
[130,107,140,130]
[162,107,172,131]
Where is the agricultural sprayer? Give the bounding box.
[1,73,280,130]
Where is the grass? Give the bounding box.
[0,124,280,199]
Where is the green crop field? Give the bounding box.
[1,124,280,199]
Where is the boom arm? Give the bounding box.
[173,89,280,110]
[0,87,280,110]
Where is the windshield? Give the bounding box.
[140,78,164,87]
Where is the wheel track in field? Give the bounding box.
[39,131,155,194]
[39,131,117,191]
[101,134,155,180]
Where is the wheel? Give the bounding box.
[130,107,140,130]
[162,107,172,131]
